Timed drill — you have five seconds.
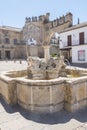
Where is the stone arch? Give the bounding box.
[48,32,60,57]
[49,32,60,45]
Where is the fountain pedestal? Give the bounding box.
[43,45,50,63]
[27,43,66,79]
[27,54,66,80]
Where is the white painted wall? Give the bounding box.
[72,45,87,63]
[59,25,87,49]
[59,24,87,63]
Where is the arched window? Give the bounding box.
[28,38,37,45]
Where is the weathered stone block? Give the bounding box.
[33,86,50,105]
[17,83,31,105]
[0,76,17,105]
[52,84,64,104]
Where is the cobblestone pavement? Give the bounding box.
[0,61,87,130]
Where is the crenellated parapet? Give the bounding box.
[25,13,50,23]
[51,12,73,28]
[25,17,31,22]
[25,12,73,27]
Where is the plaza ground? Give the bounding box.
[0,60,87,130]
[0,60,28,73]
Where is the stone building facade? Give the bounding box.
[0,12,73,60]
[0,26,23,59]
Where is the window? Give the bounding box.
[78,50,85,61]
[67,35,72,46]
[14,39,17,44]
[5,38,10,44]
[79,32,84,45]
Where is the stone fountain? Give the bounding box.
[0,48,87,114]
[0,25,87,113]
[27,46,66,80]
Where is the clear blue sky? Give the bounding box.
[0,0,87,28]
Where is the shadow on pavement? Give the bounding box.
[0,97,87,125]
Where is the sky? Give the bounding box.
[0,0,87,28]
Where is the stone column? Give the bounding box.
[43,45,50,62]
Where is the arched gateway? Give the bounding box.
[23,12,73,57]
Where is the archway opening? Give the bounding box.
[49,32,61,57]
[28,38,37,45]
[50,32,60,46]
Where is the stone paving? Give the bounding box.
[0,60,28,73]
[0,60,87,130]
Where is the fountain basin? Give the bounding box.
[17,78,65,113]
[0,67,87,113]
[0,71,65,113]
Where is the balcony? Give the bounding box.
[60,39,87,49]
[14,40,26,45]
